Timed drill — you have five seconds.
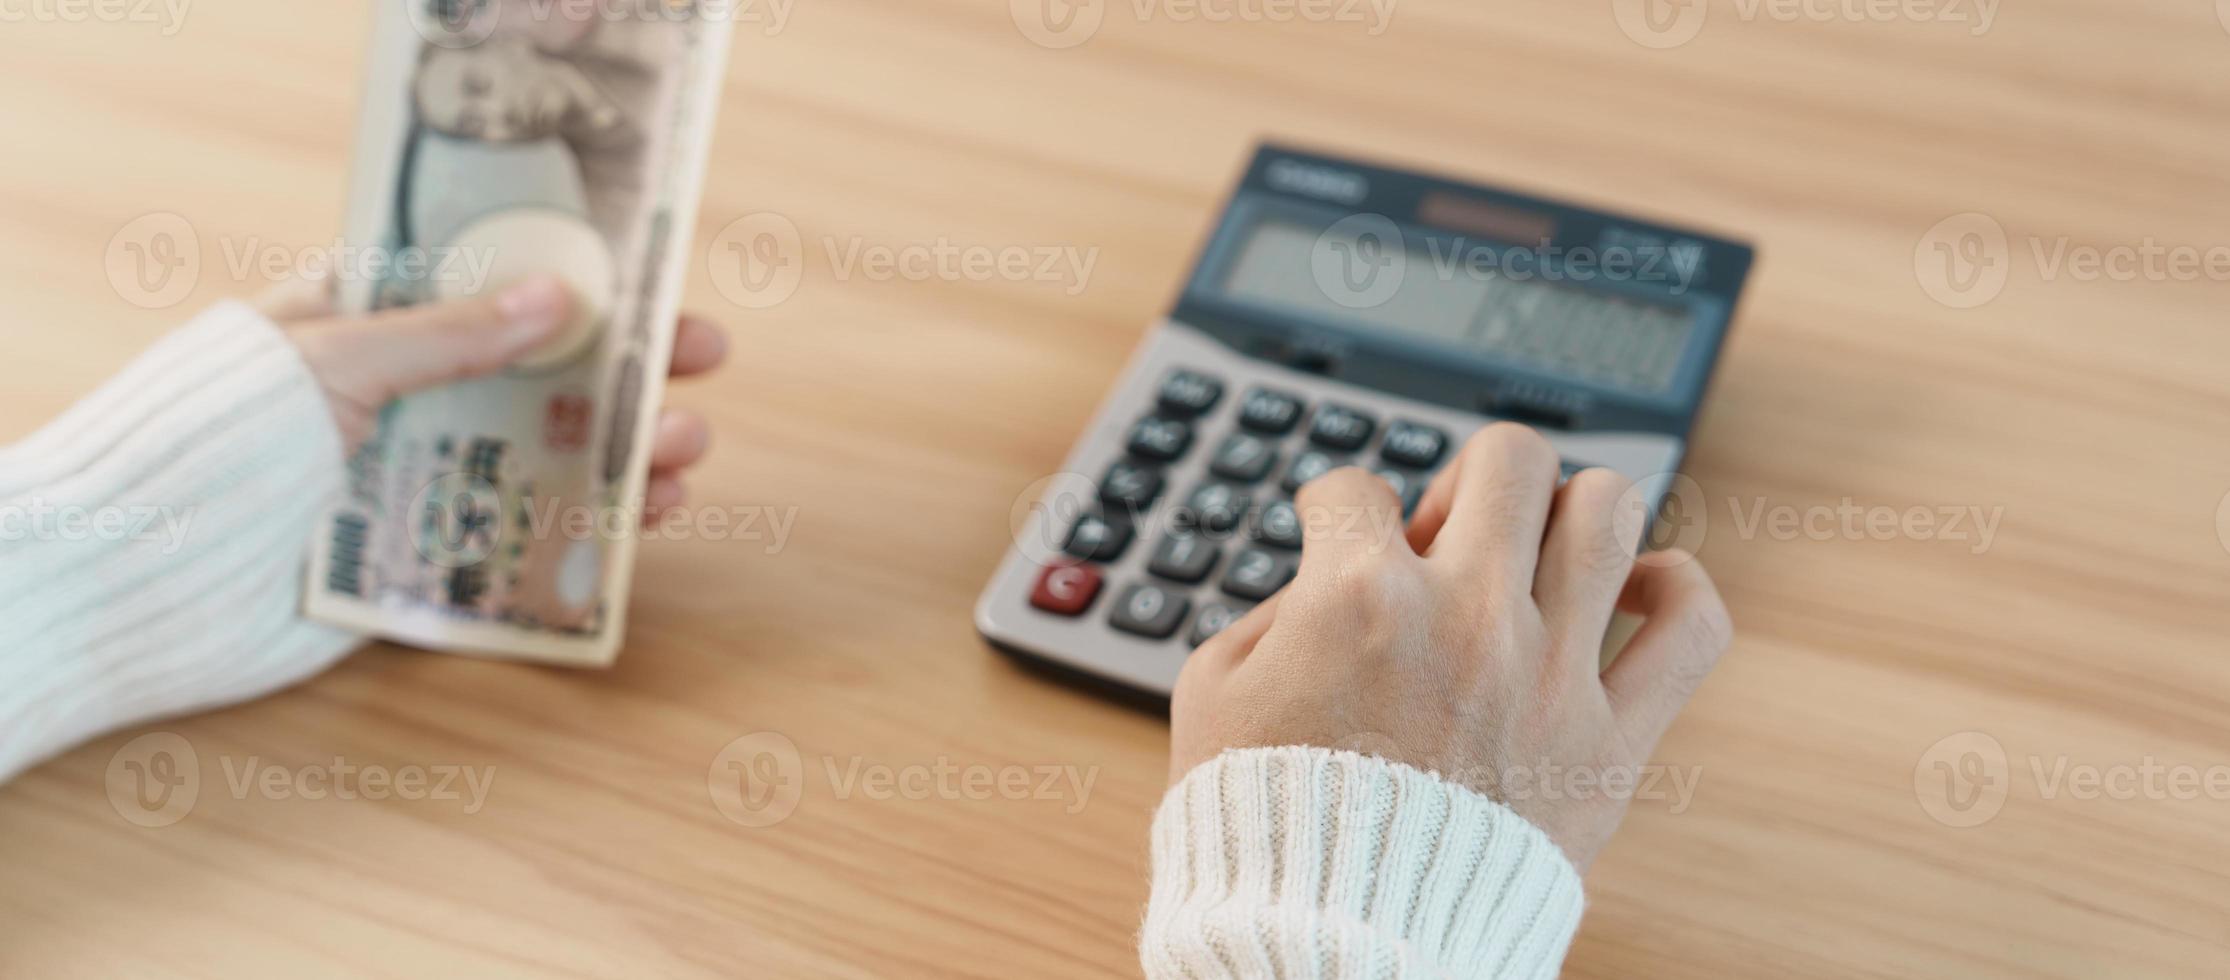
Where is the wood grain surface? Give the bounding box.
[3,0,2229,976]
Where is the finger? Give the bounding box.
[1170,595,1282,784]
[1421,423,1561,584]
[1534,467,1646,655]
[669,315,729,378]
[293,276,574,404]
[642,474,687,526]
[648,409,712,472]
[1292,466,1413,577]
[1601,552,1734,759]
[252,272,337,324]
[1193,592,1283,666]
[1405,455,1462,553]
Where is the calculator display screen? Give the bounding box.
[1217,217,1697,396]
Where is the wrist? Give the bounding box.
[1146,746,1585,980]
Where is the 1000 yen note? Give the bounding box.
[304,0,734,666]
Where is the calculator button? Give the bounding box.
[1127,416,1193,462]
[1147,532,1221,584]
[1180,482,1252,535]
[1029,563,1102,616]
[1100,460,1165,511]
[1156,370,1224,417]
[1238,388,1305,434]
[1208,432,1279,483]
[1281,450,1342,493]
[1373,468,1425,517]
[1062,512,1133,562]
[1189,602,1247,647]
[1252,499,1303,550]
[1380,421,1447,469]
[1309,405,1376,451]
[1110,582,1190,639]
[1222,548,1296,601]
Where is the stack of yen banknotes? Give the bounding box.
[304,0,734,666]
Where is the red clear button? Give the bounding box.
[1029,563,1102,616]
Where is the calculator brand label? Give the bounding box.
[1266,159,1369,206]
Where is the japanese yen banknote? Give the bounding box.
[305,0,733,665]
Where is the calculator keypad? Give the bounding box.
[1373,467,1425,517]
[1238,387,1305,434]
[1147,532,1220,583]
[1100,460,1164,509]
[1282,450,1342,493]
[1049,368,1593,653]
[1063,512,1133,562]
[1309,405,1376,451]
[1029,564,1102,616]
[1380,421,1448,469]
[1188,602,1246,646]
[1222,547,1296,601]
[1157,370,1224,417]
[1127,416,1193,461]
[1109,583,1190,639]
[1252,500,1303,550]
[1208,432,1279,483]
[1181,482,1251,534]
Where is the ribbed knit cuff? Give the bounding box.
[0,301,364,783]
[1143,747,1586,980]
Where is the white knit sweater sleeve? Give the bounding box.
[0,301,364,783]
[1143,747,1587,980]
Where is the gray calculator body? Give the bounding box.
[977,145,1754,699]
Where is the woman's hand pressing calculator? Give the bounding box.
[1165,421,1733,870]
[975,144,1752,698]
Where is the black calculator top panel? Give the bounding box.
[1173,144,1756,440]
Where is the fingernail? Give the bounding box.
[498,276,571,330]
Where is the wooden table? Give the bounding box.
[4,1,2228,976]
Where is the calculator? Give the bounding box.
[976,145,1754,699]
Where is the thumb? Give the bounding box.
[294,276,575,403]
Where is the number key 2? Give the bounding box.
[1222,547,1295,601]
